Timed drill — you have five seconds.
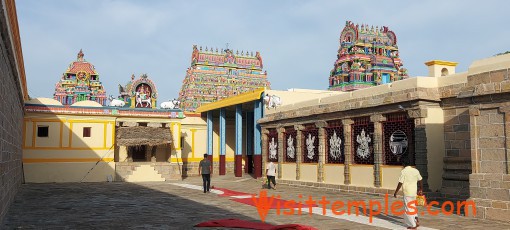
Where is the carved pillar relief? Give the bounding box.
[342,119,354,185]
[294,125,305,180]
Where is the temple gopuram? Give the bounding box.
[329,21,409,91]
[118,73,158,109]
[53,49,108,105]
[178,45,271,112]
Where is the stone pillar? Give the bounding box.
[234,105,243,177]
[146,145,154,162]
[206,111,214,174]
[342,119,354,185]
[219,108,226,175]
[408,107,430,192]
[277,126,285,179]
[294,125,305,180]
[262,128,270,178]
[370,114,386,188]
[500,107,510,174]
[316,121,327,183]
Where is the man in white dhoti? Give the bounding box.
[394,157,423,229]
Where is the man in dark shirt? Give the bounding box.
[198,153,213,193]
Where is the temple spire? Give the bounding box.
[77,49,84,61]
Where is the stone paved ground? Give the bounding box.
[3,175,510,229]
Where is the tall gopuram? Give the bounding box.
[178,45,271,112]
[329,21,409,91]
[53,49,108,105]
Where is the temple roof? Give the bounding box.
[65,49,98,75]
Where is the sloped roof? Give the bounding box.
[116,126,172,147]
[67,61,97,75]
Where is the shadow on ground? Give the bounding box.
[2,182,259,229]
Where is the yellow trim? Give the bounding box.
[103,123,107,148]
[22,120,26,148]
[26,118,66,122]
[191,129,196,158]
[31,122,36,147]
[23,146,112,150]
[67,119,114,123]
[59,122,63,147]
[176,123,182,150]
[424,60,458,67]
[170,157,235,163]
[69,122,73,148]
[196,87,265,113]
[217,134,220,156]
[112,122,116,146]
[23,158,114,163]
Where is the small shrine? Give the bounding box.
[329,21,409,91]
[118,74,158,109]
[178,45,271,112]
[53,49,107,105]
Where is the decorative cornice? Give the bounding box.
[425,60,458,67]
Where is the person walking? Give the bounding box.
[265,161,277,190]
[393,157,423,229]
[199,153,213,193]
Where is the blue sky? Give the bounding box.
[18,0,510,103]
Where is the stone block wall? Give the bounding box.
[0,1,25,222]
[469,105,510,222]
[440,107,471,200]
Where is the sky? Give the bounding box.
[17,0,510,103]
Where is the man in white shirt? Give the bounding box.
[265,161,277,190]
[394,157,423,229]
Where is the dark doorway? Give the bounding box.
[129,145,147,162]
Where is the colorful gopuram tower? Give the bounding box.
[178,45,270,112]
[329,21,409,91]
[53,49,107,105]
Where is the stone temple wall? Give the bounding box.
[259,54,510,222]
[0,1,25,223]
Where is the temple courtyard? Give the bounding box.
[3,176,510,229]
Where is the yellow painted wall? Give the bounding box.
[381,166,402,189]
[180,128,193,159]
[24,162,115,183]
[324,164,345,184]
[425,107,445,192]
[350,165,374,187]
[24,120,33,147]
[192,129,207,160]
[281,163,296,180]
[71,122,107,148]
[225,124,236,158]
[300,164,318,182]
[23,114,116,183]
[34,121,60,147]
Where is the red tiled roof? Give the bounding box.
[67,61,97,75]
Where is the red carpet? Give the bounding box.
[231,197,318,209]
[195,218,317,230]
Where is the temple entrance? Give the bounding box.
[129,145,147,162]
